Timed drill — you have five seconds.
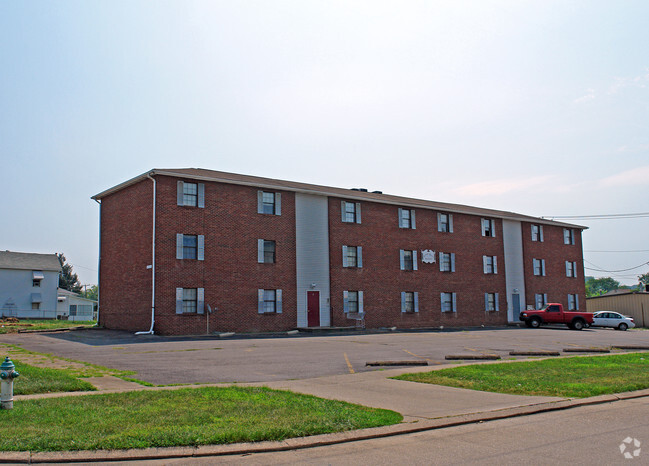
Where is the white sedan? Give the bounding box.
[591,311,635,331]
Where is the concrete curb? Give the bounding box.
[6,389,649,464]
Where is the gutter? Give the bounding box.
[135,173,156,335]
[93,198,101,327]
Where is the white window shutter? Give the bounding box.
[437,213,442,232]
[544,293,548,305]
[484,293,489,312]
[343,290,349,313]
[481,219,486,236]
[411,210,416,229]
[483,256,488,274]
[258,289,265,313]
[414,292,419,312]
[357,246,363,268]
[198,235,205,261]
[575,294,579,310]
[450,253,456,272]
[439,252,444,272]
[197,288,205,314]
[565,261,570,277]
[493,256,497,274]
[258,239,265,263]
[400,250,405,270]
[492,220,496,237]
[341,201,347,222]
[275,193,281,215]
[413,250,418,270]
[258,191,264,214]
[398,208,404,228]
[573,262,577,278]
[401,292,406,313]
[355,203,361,223]
[495,293,500,311]
[276,289,282,313]
[176,288,183,314]
[342,245,348,267]
[452,293,457,312]
[177,181,184,206]
[176,234,184,259]
[540,225,544,242]
[449,214,454,233]
[542,259,546,276]
[358,291,364,313]
[198,183,205,208]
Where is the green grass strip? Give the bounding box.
[11,360,96,395]
[0,387,402,452]
[393,353,649,398]
[0,320,95,334]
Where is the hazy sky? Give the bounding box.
[1,1,648,286]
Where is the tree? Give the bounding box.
[82,285,99,301]
[57,253,82,293]
[639,272,649,290]
[584,276,620,297]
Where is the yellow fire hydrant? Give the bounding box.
[0,357,20,410]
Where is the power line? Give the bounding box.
[585,249,649,253]
[584,259,649,273]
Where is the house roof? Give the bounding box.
[57,288,97,303]
[92,168,587,230]
[0,251,61,272]
[586,290,649,300]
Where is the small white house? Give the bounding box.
[0,251,61,319]
[57,289,97,321]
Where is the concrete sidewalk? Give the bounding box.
[7,365,649,464]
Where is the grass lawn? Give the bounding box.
[394,353,649,398]
[11,360,96,395]
[0,387,402,452]
[0,319,95,334]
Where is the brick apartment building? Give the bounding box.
[92,168,587,335]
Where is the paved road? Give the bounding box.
[1,327,648,385]
[127,398,649,465]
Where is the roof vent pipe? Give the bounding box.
[136,173,156,335]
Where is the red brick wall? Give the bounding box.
[152,176,297,335]
[99,180,153,331]
[328,200,509,329]
[522,223,587,311]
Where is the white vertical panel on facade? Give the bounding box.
[295,193,331,327]
[502,220,526,322]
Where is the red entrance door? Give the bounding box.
[307,291,320,327]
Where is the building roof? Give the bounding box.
[57,288,97,303]
[93,168,587,229]
[586,290,649,300]
[0,251,61,272]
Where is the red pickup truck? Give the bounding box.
[519,303,593,330]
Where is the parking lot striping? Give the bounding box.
[343,353,355,374]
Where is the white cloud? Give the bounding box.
[573,88,595,104]
[608,70,649,94]
[616,143,649,153]
[600,165,649,187]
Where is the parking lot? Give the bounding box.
[1,326,647,385]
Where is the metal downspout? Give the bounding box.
[93,199,101,327]
[136,173,156,335]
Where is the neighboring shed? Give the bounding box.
[57,289,97,321]
[586,291,649,327]
[0,251,61,319]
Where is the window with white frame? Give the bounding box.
[176,234,205,260]
[398,208,416,229]
[568,294,579,310]
[533,258,546,276]
[481,218,496,237]
[483,255,498,274]
[564,228,575,245]
[485,293,499,312]
[341,201,361,223]
[344,290,363,313]
[177,181,205,208]
[257,240,276,263]
[401,291,419,313]
[258,191,282,215]
[535,293,548,309]
[175,287,205,314]
[258,289,283,314]
[439,252,455,272]
[342,245,362,268]
[400,249,418,271]
[531,224,544,242]
[441,292,457,313]
[438,213,453,233]
[566,261,577,278]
